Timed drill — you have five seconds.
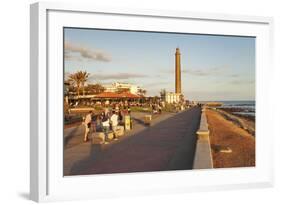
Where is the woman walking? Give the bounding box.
[101,111,110,144]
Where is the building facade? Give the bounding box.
[103,82,141,95]
[164,92,182,104]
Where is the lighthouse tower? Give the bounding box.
[175,47,182,94]
[162,47,184,104]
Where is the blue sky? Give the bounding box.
[64,28,255,101]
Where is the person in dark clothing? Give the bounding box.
[118,110,123,123]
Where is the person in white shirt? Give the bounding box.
[110,111,119,140]
[83,111,92,142]
[101,111,110,144]
[104,107,109,115]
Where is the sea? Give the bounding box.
[221,101,255,116]
[199,100,255,117]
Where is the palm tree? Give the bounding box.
[80,71,90,96]
[117,87,130,94]
[142,89,147,96]
[138,89,147,96]
[68,70,90,98]
[160,89,166,98]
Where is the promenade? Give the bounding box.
[64,107,201,175]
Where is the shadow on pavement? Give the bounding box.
[67,107,201,176]
[64,126,82,148]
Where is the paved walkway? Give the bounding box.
[64,111,174,149]
[64,107,201,175]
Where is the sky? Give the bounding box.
[64,27,255,101]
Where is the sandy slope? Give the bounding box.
[206,109,255,168]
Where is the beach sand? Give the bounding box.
[206,109,255,168]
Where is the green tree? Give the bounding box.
[160,89,166,100]
[85,83,105,94]
[117,87,130,93]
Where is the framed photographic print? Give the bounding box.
[30,2,274,202]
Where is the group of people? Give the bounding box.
[152,103,162,114]
[83,109,124,144]
[82,101,166,144]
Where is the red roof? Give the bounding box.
[118,92,141,98]
[95,92,141,98]
[95,92,121,98]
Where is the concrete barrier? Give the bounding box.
[144,115,152,125]
[193,108,213,169]
[116,126,125,137]
[92,132,105,144]
[92,131,114,144]
[107,132,114,140]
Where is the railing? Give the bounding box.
[193,107,213,169]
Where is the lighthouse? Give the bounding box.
[162,47,184,104]
[175,47,182,94]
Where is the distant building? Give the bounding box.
[103,84,117,93]
[103,82,141,95]
[164,92,182,104]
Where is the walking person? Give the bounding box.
[158,104,162,114]
[91,113,97,133]
[101,111,110,144]
[110,111,119,141]
[83,111,92,142]
[118,110,123,124]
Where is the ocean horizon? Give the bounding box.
[197,100,255,116]
[197,100,255,105]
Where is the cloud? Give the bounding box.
[64,41,111,62]
[89,73,148,81]
[183,67,226,76]
[162,66,230,77]
[182,67,245,80]
[143,82,170,87]
[64,52,83,61]
[228,74,240,78]
[229,79,254,84]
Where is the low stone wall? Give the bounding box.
[69,107,95,113]
[193,107,213,169]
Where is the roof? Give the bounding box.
[118,92,141,98]
[95,92,121,98]
[95,92,141,99]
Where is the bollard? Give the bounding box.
[124,115,131,130]
[92,132,105,144]
[144,115,152,125]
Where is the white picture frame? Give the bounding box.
[30,2,274,202]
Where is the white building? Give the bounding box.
[103,84,117,93]
[103,82,141,95]
[164,92,182,104]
